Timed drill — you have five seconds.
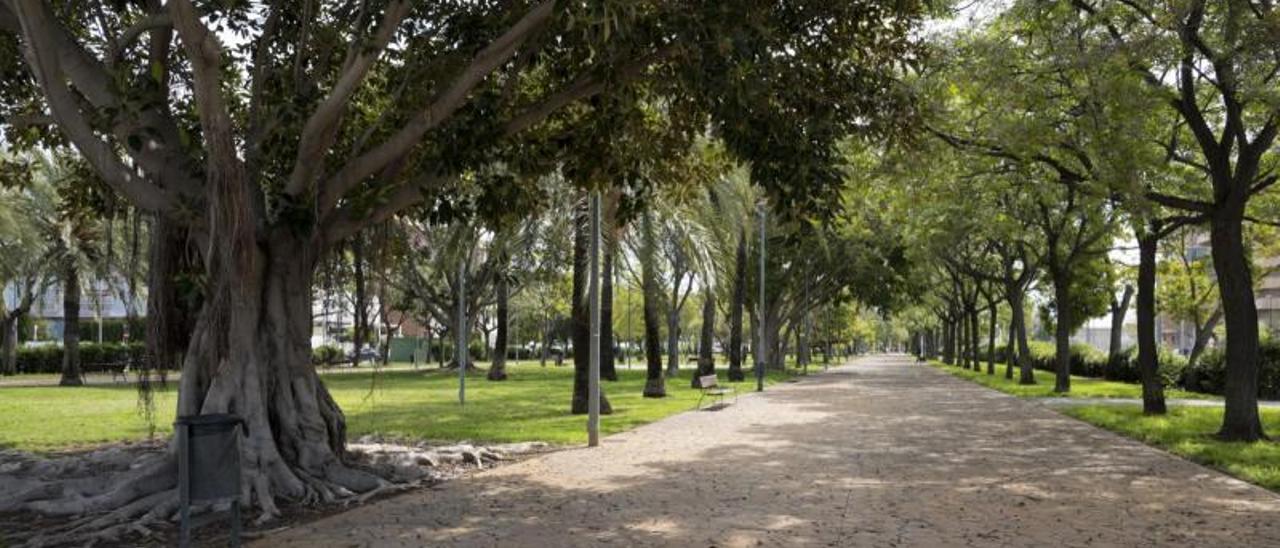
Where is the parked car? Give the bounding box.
[347,347,380,365]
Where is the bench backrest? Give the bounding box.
[699,374,718,388]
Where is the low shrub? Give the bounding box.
[312,344,345,365]
[1181,341,1280,399]
[14,342,148,374]
[977,340,1185,388]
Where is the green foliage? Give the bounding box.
[1038,257,1116,335]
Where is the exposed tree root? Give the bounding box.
[0,438,550,547]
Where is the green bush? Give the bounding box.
[312,344,344,365]
[15,342,148,374]
[980,340,1185,388]
[1182,341,1280,399]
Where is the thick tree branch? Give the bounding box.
[502,46,672,137]
[325,173,452,244]
[284,0,411,199]
[10,0,178,215]
[110,13,171,63]
[319,0,556,216]
[3,0,203,208]
[1146,190,1213,213]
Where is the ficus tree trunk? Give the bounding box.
[1210,206,1264,440]
[58,262,83,387]
[172,231,385,519]
[727,228,746,381]
[1136,228,1166,415]
[692,289,716,388]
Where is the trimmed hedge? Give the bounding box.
[982,341,1186,388]
[14,342,148,374]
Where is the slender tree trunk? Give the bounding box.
[571,201,611,415]
[1210,208,1264,440]
[942,318,955,365]
[2,315,18,375]
[692,290,716,387]
[728,229,746,381]
[641,214,665,397]
[967,303,977,371]
[351,237,367,368]
[540,316,548,367]
[959,309,970,370]
[986,297,997,375]
[59,262,83,387]
[1010,290,1034,385]
[1052,271,1072,393]
[1005,313,1016,380]
[1107,284,1134,379]
[1136,229,1166,415]
[665,266,683,378]
[1187,307,1223,369]
[488,266,509,381]
[601,248,617,381]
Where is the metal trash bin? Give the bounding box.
[175,413,246,547]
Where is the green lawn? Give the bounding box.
[1061,405,1280,491]
[930,360,1211,400]
[0,361,795,453]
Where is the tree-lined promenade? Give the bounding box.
[2,0,1280,546]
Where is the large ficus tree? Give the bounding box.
[0,0,923,526]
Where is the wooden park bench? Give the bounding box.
[696,374,736,410]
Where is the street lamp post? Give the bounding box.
[588,193,602,447]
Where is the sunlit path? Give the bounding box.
[260,355,1280,547]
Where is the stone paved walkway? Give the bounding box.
[259,355,1280,547]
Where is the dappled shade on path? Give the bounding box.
[259,356,1280,547]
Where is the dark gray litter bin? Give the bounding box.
[175,413,246,547]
